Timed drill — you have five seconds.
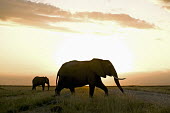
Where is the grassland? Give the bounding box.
[0,86,169,113]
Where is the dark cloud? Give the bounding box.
[0,0,155,32]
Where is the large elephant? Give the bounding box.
[55,58,125,97]
[32,76,50,91]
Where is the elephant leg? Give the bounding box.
[69,87,75,95]
[42,84,45,91]
[32,85,36,90]
[89,84,95,98]
[55,85,64,96]
[96,82,108,96]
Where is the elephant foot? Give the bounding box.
[55,94,60,96]
[104,93,108,97]
[55,91,61,96]
[89,95,94,98]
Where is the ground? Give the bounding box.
[0,86,170,113]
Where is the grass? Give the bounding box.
[56,89,170,113]
[0,86,54,113]
[0,86,169,113]
[123,86,170,94]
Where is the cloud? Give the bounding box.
[160,0,170,10]
[163,5,170,10]
[161,0,170,3]
[74,12,155,29]
[0,0,155,32]
[0,0,77,32]
[151,0,170,11]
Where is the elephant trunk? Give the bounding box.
[114,78,124,93]
[47,83,50,90]
[111,68,124,93]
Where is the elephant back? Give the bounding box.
[33,77,45,85]
[58,60,90,77]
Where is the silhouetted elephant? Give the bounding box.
[32,76,50,91]
[55,58,125,97]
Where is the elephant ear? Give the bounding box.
[90,59,106,78]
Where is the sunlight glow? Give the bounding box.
[54,34,134,73]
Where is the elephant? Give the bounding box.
[32,76,50,91]
[55,58,125,97]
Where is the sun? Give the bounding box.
[54,33,134,73]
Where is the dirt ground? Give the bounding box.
[110,89,170,106]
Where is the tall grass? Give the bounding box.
[55,88,170,113]
[0,86,169,113]
[0,86,54,113]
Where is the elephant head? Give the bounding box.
[44,77,50,90]
[90,58,125,93]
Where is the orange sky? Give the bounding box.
[0,0,170,86]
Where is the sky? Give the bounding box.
[0,0,170,86]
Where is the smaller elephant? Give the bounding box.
[32,76,50,91]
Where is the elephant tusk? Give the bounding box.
[112,75,126,80]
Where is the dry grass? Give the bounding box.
[0,86,169,113]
